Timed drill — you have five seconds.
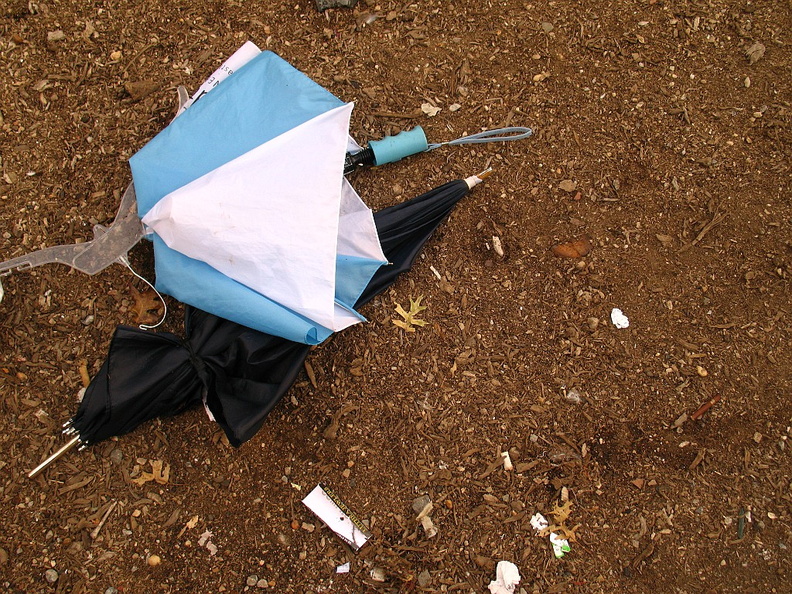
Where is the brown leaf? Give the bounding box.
[130,285,162,325]
[551,236,592,258]
[124,80,161,101]
[558,179,577,192]
[131,460,170,486]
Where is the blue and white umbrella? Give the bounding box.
[130,49,386,345]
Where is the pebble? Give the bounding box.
[246,575,259,587]
[44,569,59,584]
[563,387,583,404]
[418,570,432,587]
[109,448,123,464]
[105,588,119,594]
[0,547,7,564]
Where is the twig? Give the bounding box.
[91,501,118,539]
[679,213,727,253]
[691,394,721,420]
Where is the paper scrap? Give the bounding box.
[611,307,630,329]
[302,484,372,551]
[336,562,350,574]
[488,560,520,594]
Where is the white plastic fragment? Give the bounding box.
[549,532,571,558]
[336,562,350,574]
[610,307,630,329]
[487,560,521,594]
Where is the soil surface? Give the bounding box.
[1,1,791,593]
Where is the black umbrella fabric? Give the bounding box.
[32,173,484,475]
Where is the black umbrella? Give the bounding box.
[28,171,489,477]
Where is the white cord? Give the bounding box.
[119,256,167,330]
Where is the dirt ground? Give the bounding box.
[1,0,790,592]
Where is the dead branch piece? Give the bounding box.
[691,394,722,420]
[91,501,118,539]
[678,213,727,253]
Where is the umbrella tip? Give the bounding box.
[465,167,494,189]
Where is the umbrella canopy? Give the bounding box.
[130,50,386,345]
[51,173,483,459]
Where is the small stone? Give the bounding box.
[110,50,123,61]
[147,554,161,567]
[256,578,268,588]
[492,235,504,258]
[744,76,751,88]
[104,588,118,594]
[563,387,583,404]
[417,570,432,587]
[44,569,59,584]
[47,30,65,42]
[0,547,7,564]
[247,574,259,587]
[370,567,386,582]
[696,365,708,377]
[412,494,432,514]
[541,21,554,32]
[276,532,291,546]
[109,448,123,464]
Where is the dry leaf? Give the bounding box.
[655,233,674,247]
[130,285,162,325]
[124,80,161,101]
[549,500,573,524]
[393,295,427,332]
[131,459,170,486]
[558,179,577,192]
[421,102,441,117]
[551,236,592,258]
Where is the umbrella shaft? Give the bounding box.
[28,436,81,478]
[343,147,375,175]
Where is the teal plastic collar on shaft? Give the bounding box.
[369,126,429,165]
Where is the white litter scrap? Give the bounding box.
[336,562,350,574]
[530,513,571,558]
[610,307,630,329]
[487,560,521,594]
[302,484,372,551]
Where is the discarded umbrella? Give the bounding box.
[29,171,490,477]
